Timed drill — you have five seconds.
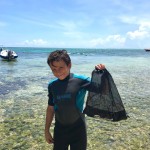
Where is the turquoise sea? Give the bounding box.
[0,48,150,150]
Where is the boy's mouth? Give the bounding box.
[58,74,65,78]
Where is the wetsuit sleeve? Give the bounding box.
[79,76,91,90]
[81,76,102,93]
[48,84,54,106]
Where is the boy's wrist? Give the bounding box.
[45,130,50,134]
[45,127,50,133]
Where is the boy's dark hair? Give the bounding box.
[47,49,71,66]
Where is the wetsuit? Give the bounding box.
[48,73,91,150]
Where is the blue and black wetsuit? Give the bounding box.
[48,73,91,150]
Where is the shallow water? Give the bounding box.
[0,48,150,149]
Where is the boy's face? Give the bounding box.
[50,60,71,80]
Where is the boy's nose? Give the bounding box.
[56,70,62,75]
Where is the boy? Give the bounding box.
[45,50,105,150]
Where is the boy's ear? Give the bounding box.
[69,63,72,68]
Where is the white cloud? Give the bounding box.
[20,18,58,29]
[63,31,83,39]
[127,30,148,40]
[106,35,126,43]
[139,22,150,30]
[57,20,87,39]
[90,38,105,46]
[21,39,48,46]
[90,34,126,47]
[119,15,137,24]
[127,21,150,40]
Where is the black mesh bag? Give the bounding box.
[83,69,128,121]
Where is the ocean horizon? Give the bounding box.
[0,47,150,150]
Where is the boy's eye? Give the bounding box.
[52,67,64,73]
[52,69,56,72]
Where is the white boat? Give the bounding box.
[145,49,150,52]
[0,48,18,60]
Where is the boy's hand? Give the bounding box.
[45,131,54,144]
[95,64,105,70]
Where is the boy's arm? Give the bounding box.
[82,64,106,92]
[45,105,55,144]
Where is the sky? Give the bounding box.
[0,0,150,48]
